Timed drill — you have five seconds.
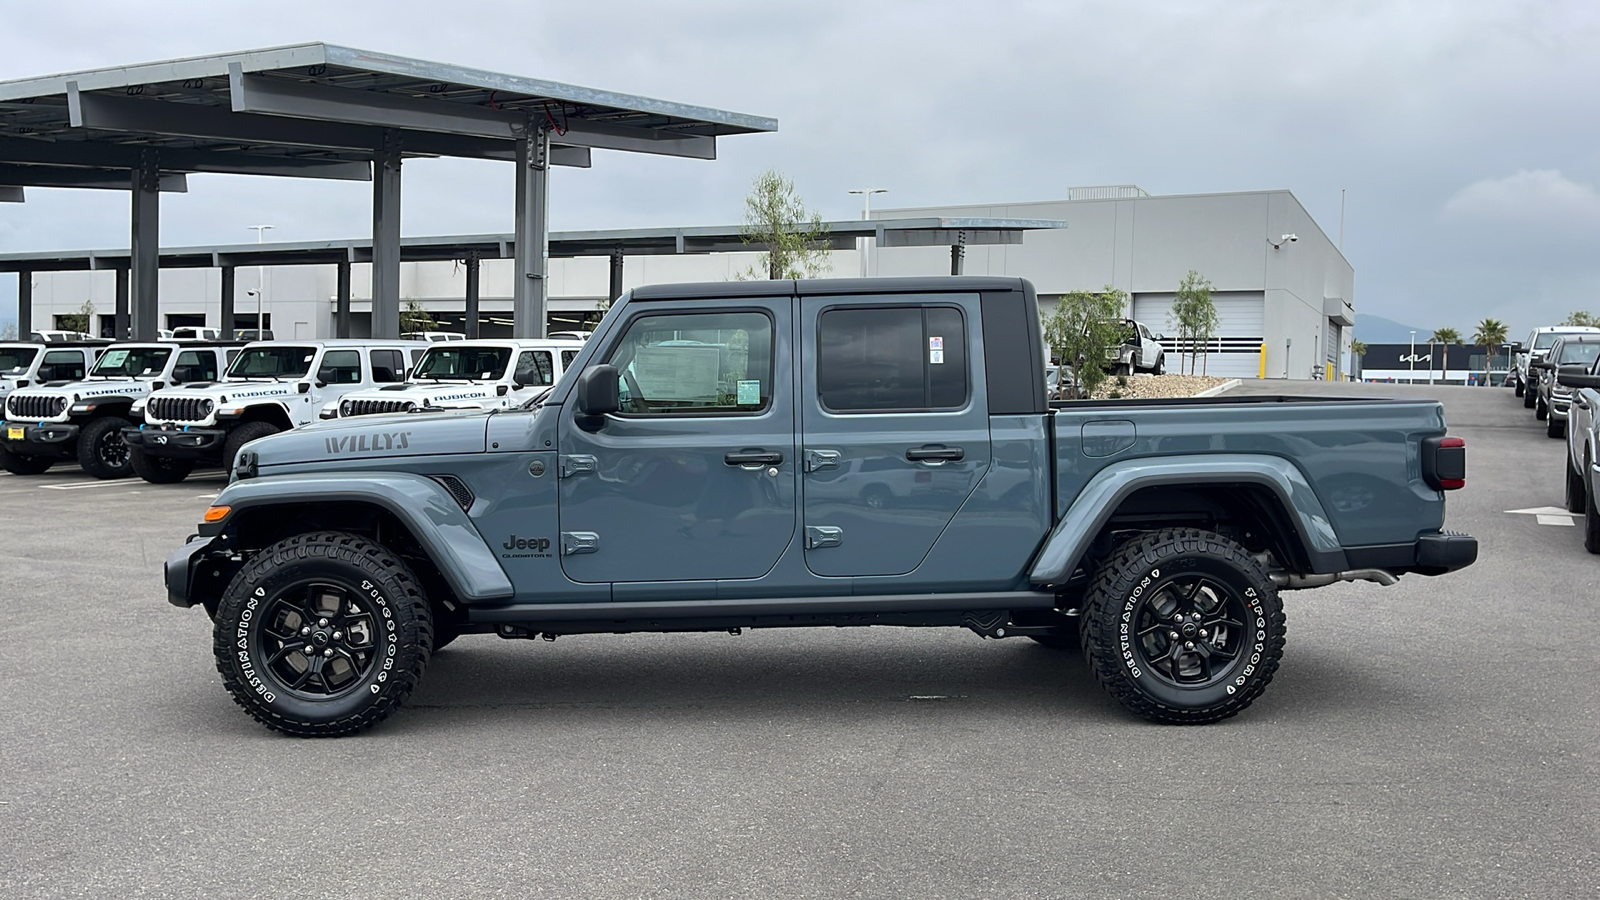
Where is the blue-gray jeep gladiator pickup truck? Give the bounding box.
[166,276,1476,736]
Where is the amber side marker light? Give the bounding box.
[203,505,231,523]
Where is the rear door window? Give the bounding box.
[369,349,404,383]
[817,306,968,412]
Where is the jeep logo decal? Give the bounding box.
[324,431,411,454]
[500,534,552,559]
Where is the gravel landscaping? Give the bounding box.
[1084,373,1234,400]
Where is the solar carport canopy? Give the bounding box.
[0,43,776,339]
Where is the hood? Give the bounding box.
[156,381,292,402]
[250,409,492,469]
[354,382,499,403]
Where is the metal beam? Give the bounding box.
[464,254,480,339]
[70,88,591,167]
[609,248,624,303]
[114,267,129,339]
[335,259,351,339]
[950,233,966,276]
[0,163,187,191]
[0,137,370,181]
[219,265,235,338]
[16,271,31,335]
[370,131,402,339]
[130,152,160,340]
[232,71,715,159]
[512,126,550,338]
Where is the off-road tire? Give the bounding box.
[1514,379,1525,397]
[0,443,53,475]
[1586,474,1600,555]
[213,531,433,737]
[77,416,134,479]
[1536,395,1549,420]
[1566,450,1586,514]
[222,421,281,474]
[130,445,195,484]
[1080,528,1285,724]
[1525,383,1537,408]
[1548,416,1566,439]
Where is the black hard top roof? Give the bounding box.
[629,276,1030,302]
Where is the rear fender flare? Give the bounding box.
[1028,454,1347,586]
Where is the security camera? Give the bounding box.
[1282,233,1298,243]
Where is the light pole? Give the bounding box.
[248,224,273,334]
[1409,331,1416,384]
[847,188,887,278]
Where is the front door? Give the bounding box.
[557,299,796,583]
[798,294,992,578]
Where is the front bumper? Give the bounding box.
[1,421,80,458]
[124,424,227,460]
[1550,395,1572,420]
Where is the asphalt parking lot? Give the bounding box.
[1,380,1596,899]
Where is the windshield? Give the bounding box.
[0,347,39,373]
[1533,332,1571,350]
[227,346,316,379]
[90,347,172,378]
[1557,342,1600,366]
[413,347,512,380]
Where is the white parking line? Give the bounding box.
[1536,514,1575,526]
[40,480,135,491]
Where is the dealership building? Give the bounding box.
[6,185,1353,379]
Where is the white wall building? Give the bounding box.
[14,186,1353,379]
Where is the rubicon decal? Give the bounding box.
[324,431,412,453]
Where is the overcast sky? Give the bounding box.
[2,0,1598,336]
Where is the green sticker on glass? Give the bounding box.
[737,379,761,405]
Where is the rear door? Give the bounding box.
[798,293,992,577]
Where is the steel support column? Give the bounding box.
[370,131,402,339]
[512,124,551,338]
[464,254,481,339]
[114,267,129,339]
[16,271,31,337]
[130,151,160,340]
[608,248,625,304]
[949,232,966,277]
[336,259,352,338]
[219,266,235,338]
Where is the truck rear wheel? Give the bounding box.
[130,446,195,484]
[0,443,53,475]
[212,531,434,737]
[1080,528,1285,725]
[77,416,134,479]
[1566,450,1586,514]
[1524,383,1537,408]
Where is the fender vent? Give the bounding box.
[430,475,474,511]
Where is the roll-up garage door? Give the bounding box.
[1132,291,1264,378]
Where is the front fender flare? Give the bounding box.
[1028,454,1347,587]
[208,471,514,603]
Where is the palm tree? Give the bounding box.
[1429,328,1462,383]
[1473,319,1510,384]
[1349,339,1368,358]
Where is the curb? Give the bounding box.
[1195,379,1242,398]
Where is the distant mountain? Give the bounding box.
[1354,314,1428,344]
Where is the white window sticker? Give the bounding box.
[929,336,944,350]
[930,349,945,365]
[737,379,761,405]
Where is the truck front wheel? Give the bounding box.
[1080,528,1285,725]
[78,416,135,479]
[212,531,434,737]
[130,446,195,484]
[0,443,53,475]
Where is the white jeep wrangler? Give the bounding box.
[125,339,425,483]
[329,339,584,419]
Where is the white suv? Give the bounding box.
[330,339,584,419]
[125,339,426,483]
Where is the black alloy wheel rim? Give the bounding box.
[98,430,129,468]
[255,581,381,700]
[1130,573,1250,689]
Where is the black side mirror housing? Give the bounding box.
[1558,365,1600,390]
[574,364,620,432]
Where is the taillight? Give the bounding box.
[1422,436,1466,490]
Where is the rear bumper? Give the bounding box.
[124,424,227,460]
[1344,532,1478,576]
[1,422,79,458]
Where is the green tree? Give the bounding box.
[1562,311,1600,327]
[1471,318,1508,347]
[738,169,831,280]
[58,299,95,334]
[1349,338,1368,358]
[1169,270,1218,375]
[400,298,437,334]
[1044,286,1128,398]
[1429,327,1462,382]
[0,321,16,340]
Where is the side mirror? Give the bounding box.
[1558,365,1600,390]
[573,364,620,432]
[1151,333,1164,341]
[298,381,312,394]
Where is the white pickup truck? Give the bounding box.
[124,339,426,483]
[329,339,584,419]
